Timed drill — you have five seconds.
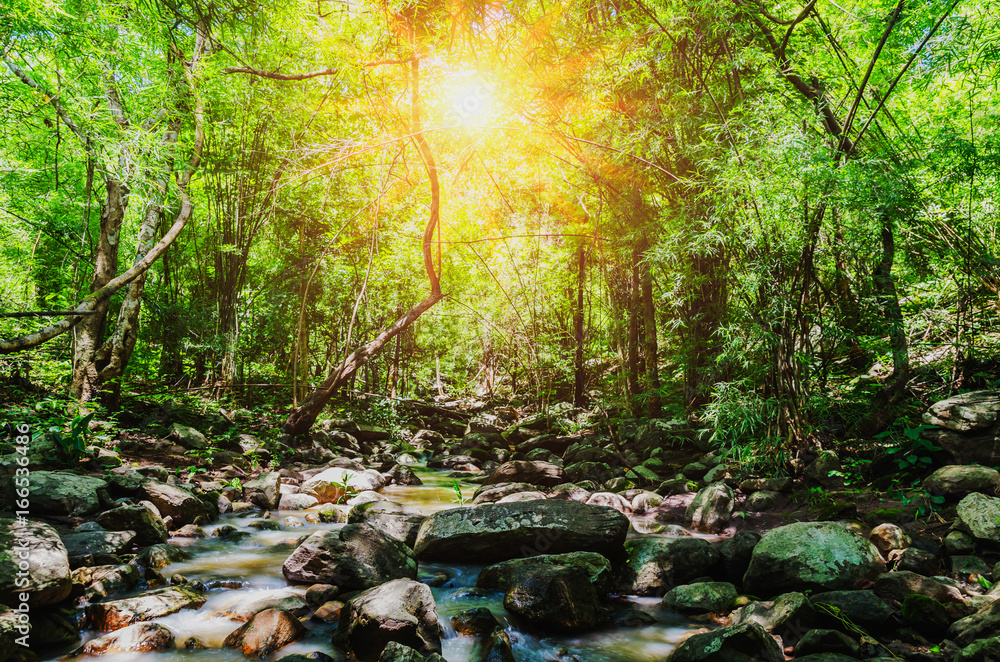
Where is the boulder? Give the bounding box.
[133,543,187,569]
[924,465,1000,499]
[950,598,1000,646]
[617,537,721,596]
[224,608,306,658]
[245,472,282,510]
[730,592,815,641]
[97,505,168,546]
[301,468,386,504]
[25,471,109,517]
[803,451,843,487]
[85,584,206,631]
[585,492,631,513]
[348,501,426,547]
[472,483,535,505]
[662,582,738,614]
[793,629,859,658]
[954,635,1000,662]
[76,622,176,655]
[501,565,602,632]
[168,423,209,449]
[716,531,760,584]
[279,493,319,510]
[60,529,135,562]
[873,571,963,604]
[450,607,498,637]
[477,551,613,595]
[378,641,433,662]
[140,481,210,527]
[868,523,910,556]
[0,518,72,607]
[337,579,442,661]
[810,590,894,630]
[921,390,1000,464]
[956,492,1000,545]
[743,522,885,597]
[282,524,417,589]
[76,564,142,600]
[385,464,422,486]
[484,461,565,487]
[685,482,735,533]
[479,628,516,662]
[215,589,309,621]
[669,621,782,662]
[413,500,629,563]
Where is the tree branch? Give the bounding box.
[223,66,340,80]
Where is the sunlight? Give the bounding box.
[444,68,497,126]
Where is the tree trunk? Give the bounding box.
[640,243,661,417]
[573,245,586,406]
[627,249,641,414]
[70,177,128,401]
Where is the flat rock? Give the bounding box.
[25,472,109,517]
[86,584,206,631]
[413,500,629,563]
[484,461,565,487]
[924,465,1000,498]
[76,622,176,655]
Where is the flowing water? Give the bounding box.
[49,468,706,662]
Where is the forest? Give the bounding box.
[2,0,1000,660]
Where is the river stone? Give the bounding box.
[669,621,782,662]
[716,531,760,584]
[501,565,602,632]
[86,584,206,631]
[223,607,305,658]
[337,579,442,661]
[168,423,209,449]
[60,530,136,561]
[76,622,176,655]
[924,390,1000,432]
[742,522,885,597]
[282,523,417,589]
[793,629,860,658]
[413,500,629,563]
[950,597,1000,646]
[686,482,735,533]
[133,543,187,569]
[873,571,963,604]
[26,471,109,517]
[730,592,816,640]
[472,483,536,505]
[616,537,721,596]
[301,468,386,504]
[484,461,565,487]
[348,501,427,547]
[954,635,1000,662]
[956,492,1000,545]
[140,481,210,527]
[245,472,282,510]
[477,551,613,596]
[924,465,1000,498]
[279,493,320,510]
[378,641,430,662]
[0,518,72,607]
[480,628,516,662]
[450,607,499,636]
[811,590,894,630]
[97,505,168,546]
[585,492,631,513]
[662,582,738,614]
[78,564,142,600]
[216,589,310,621]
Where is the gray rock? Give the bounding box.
[745,491,778,512]
[337,579,442,661]
[484,460,565,487]
[97,505,168,546]
[685,482,735,533]
[617,537,721,596]
[76,622,176,655]
[804,451,843,487]
[730,592,815,640]
[471,482,536,505]
[810,590,894,630]
[874,571,963,604]
[24,471,109,517]
[950,597,1000,646]
[743,522,885,597]
[501,564,602,632]
[0,518,71,607]
[716,531,760,584]
[301,468,385,504]
[168,423,209,450]
[133,543,187,569]
[924,465,1000,498]
[957,492,1000,545]
[215,588,310,621]
[279,493,319,510]
[924,390,1000,432]
[86,584,205,631]
[793,629,859,658]
[282,524,417,589]
[954,635,1000,662]
[662,582,738,614]
[60,530,135,561]
[413,500,629,563]
[477,551,613,596]
[669,621,782,662]
[347,501,426,547]
[140,481,210,527]
[245,472,282,510]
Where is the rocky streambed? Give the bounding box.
[6,389,1000,661]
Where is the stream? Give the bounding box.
[50,467,706,662]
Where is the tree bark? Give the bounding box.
[573,245,587,406]
[640,243,661,417]
[627,249,641,414]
